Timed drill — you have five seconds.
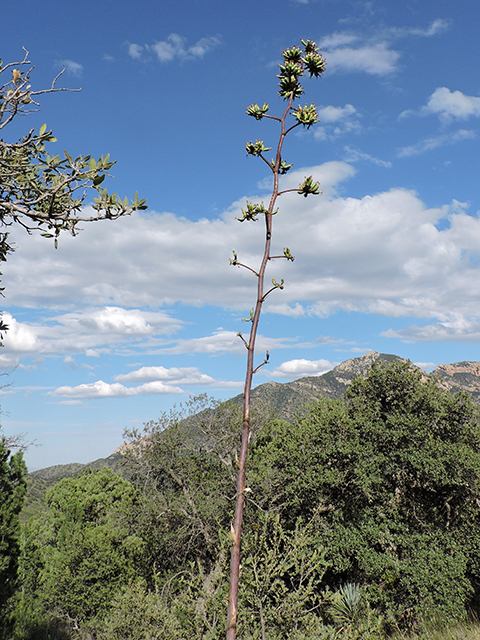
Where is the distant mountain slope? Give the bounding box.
[22,351,480,520]
[232,350,404,419]
[432,361,480,403]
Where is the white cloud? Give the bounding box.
[320,19,448,78]
[397,129,475,157]
[64,356,94,370]
[115,364,243,389]
[1,307,182,357]
[414,362,436,370]
[390,19,450,39]
[8,160,480,346]
[50,362,244,399]
[1,314,38,352]
[57,60,83,76]
[128,34,222,63]
[422,87,480,122]
[127,43,144,60]
[412,18,449,37]
[267,358,336,379]
[318,104,356,123]
[382,316,480,343]
[50,379,184,399]
[314,104,361,140]
[155,330,299,356]
[324,43,400,76]
[3,162,355,313]
[320,33,358,49]
[115,365,214,385]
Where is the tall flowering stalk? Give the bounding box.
[226,39,326,639]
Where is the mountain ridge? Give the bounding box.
[22,350,480,520]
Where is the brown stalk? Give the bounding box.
[226,94,296,638]
[225,41,325,638]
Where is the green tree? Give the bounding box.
[227,39,326,639]
[0,432,27,637]
[16,468,145,634]
[0,49,146,327]
[249,361,480,629]
[123,396,244,576]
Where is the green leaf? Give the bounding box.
[39,123,47,136]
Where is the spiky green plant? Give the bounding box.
[330,583,362,629]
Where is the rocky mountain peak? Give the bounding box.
[432,360,480,402]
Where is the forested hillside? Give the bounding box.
[5,360,480,639]
[23,349,480,519]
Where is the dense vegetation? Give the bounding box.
[4,361,480,639]
[0,436,26,638]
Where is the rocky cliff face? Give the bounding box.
[432,361,480,403]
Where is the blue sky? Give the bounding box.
[2,0,480,470]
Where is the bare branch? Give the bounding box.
[253,351,269,374]
[236,333,249,350]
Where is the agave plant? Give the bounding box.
[329,583,363,630]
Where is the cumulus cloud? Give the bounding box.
[3,162,355,312]
[127,34,222,63]
[50,379,185,399]
[1,307,182,357]
[266,358,337,379]
[318,104,357,123]
[50,362,243,399]
[7,161,480,346]
[320,19,448,77]
[127,43,143,60]
[422,87,480,122]
[324,43,399,76]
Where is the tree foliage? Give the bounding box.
[10,364,480,637]
[122,396,245,574]
[249,361,480,629]
[0,432,27,637]
[15,468,145,635]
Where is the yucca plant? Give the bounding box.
[330,583,363,631]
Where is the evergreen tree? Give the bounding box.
[0,434,27,637]
[16,468,145,635]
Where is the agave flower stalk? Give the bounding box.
[226,39,326,639]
